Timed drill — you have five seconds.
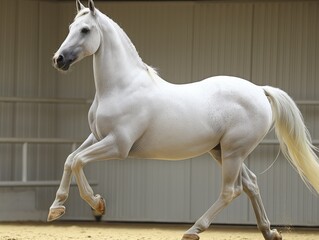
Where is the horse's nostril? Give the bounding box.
[54,54,66,69]
[57,55,64,64]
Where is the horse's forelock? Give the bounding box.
[74,9,90,20]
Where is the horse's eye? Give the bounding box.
[81,27,90,34]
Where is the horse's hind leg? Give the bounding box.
[209,149,281,240]
[182,152,244,240]
[242,165,282,240]
[47,134,96,222]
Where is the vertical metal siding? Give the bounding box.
[35,1,60,211]
[0,0,318,225]
[250,1,319,225]
[192,3,253,81]
[0,0,61,219]
[103,2,194,84]
[0,0,17,181]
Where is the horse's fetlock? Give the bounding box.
[194,220,210,233]
[258,222,271,232]
[80,192,91,202]
[56,191,68,202]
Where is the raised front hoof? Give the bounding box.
[47,206,66,222]
[91,194,106,221]
[181,234,200,240]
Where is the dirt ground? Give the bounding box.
[0,222,318,240]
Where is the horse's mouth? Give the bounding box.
[53,58,76,72]
[59,63,71,71]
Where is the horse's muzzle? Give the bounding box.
[52,53,76,71]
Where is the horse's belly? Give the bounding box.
[129,144,216,160]
[129,125,221,160]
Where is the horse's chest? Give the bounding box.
[88,102,117,140]
[88,98,135,140]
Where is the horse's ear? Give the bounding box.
[76,0,85,13]
[88,0,96,15]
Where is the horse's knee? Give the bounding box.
[64,161,72,172]
[64,153,76,171]
[71,154,85,171]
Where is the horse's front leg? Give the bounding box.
[47,134,96,222]
[71,134,129,216]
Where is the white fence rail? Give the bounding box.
[0,138,100,187]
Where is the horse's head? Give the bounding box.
[53,0,101,71]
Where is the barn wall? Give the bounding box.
[0,0,318,225]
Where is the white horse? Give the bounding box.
[48,1,319,239]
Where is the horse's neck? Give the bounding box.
[93,13,148,97]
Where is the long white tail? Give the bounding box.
[262,86,319,194]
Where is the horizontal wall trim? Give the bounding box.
[0,98,319,106]
[0,180,97,188]
[0,137,82,144]
[0,138,319,145]
[262,139,319,145]
[0,97,92,104]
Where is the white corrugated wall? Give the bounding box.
[0,0,318,226]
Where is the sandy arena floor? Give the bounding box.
[0,222,318,240]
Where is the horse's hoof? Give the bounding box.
[270,229,282,240]
[181,234,200,240]
[47,206,66,222]
[265,229,282,240]
[92,194,106,216]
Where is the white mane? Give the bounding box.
[96,10,145,67]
